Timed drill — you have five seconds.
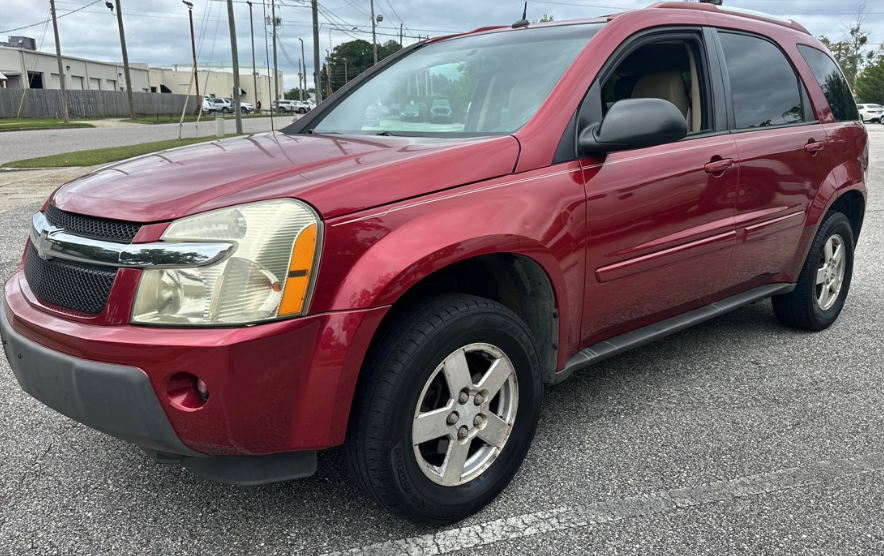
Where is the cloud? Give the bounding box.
[2,0,881,91]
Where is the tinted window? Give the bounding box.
[799,45,860,122]
[719,32,805,129]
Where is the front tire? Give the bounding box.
[772,211,854,331]
[345,294,543,525]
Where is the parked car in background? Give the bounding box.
[275,100,309,114]
[429,98,453,123]
[200,97,216,114]
[2,1,867,527]
[210,98,232,113]
[239,102,254,114]
[857,104,883,123]
[400,102,421,122]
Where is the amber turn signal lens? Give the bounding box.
[279,224,317,315]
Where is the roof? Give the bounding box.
[649,2,810,34]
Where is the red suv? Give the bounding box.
[0,2,867,524]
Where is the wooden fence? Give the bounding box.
[0,89,196,119]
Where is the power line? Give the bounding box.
[0,0,102,34]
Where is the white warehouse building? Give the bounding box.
[149,66,284,109]
[0,37,150,92]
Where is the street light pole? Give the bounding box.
[299,37,306,102]
[247,1,258,111]
[183,2,201,116]
[298,58,303,102]
[113,0,136,120]
[325,48,331,96]
[271,0,280,110]
[48,0,69,123]
[225,0,243,134]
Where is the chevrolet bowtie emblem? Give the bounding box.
[31,214,63,261]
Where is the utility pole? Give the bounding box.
[48,0,69,123]
[400,23,403,48]
[247,1,258,111]
[344,58,348,85]
[299,37,306,102]
[312,0,321,103]
[184,2,201,116]
[370,0,378,65]
[271,0,280,110]
[226,0,242,134]
[113,0,136,120]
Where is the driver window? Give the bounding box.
[601,39,710,135]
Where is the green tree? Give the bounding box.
[534,15,553,23]
[284,87,315,100]
[819,7,875,88]
[327,39,402,92]
[855,55,884,104]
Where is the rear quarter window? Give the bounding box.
[798,45,859,122]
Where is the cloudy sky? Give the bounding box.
[3,0,883,91]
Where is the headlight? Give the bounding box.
[132,199,321,326]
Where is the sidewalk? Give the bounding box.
[0,166,95,214]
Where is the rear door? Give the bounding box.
[713,30,832,289]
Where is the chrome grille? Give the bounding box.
[44,204,142,244]
[23,244,117,315]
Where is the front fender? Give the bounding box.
[311,166,587,368]
[323,207,569,313]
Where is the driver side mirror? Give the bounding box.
[579,98,688,155]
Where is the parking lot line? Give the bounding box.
[327,452,884,556]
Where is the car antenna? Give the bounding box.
[512,2,529,28]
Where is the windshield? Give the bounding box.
[309,24,603,137]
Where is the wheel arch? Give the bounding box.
[373,251,561,381]
[788,163,866,279]
[829,189,865,244]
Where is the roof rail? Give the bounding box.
[648,2,810,34]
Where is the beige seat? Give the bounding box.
[631,71,689,119]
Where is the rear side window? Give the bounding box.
[798,45,860,122]
[719,32,805,129]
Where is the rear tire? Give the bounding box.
[772,212,854,331]
[345,294,543,525]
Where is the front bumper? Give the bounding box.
[2,272,388,460]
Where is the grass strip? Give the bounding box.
[129,113,267,124]
[1,136,234,169]
[0,118,94,131]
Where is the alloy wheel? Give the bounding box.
[411,343,518,486]
[816,233,846,311]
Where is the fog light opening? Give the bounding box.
[196,378,209,401]
[166,372,210,411]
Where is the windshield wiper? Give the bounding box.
[376,131,425,137]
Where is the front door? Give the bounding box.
[578,30,739,345]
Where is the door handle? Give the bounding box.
[805,141,825,154]
[704,158,734,174]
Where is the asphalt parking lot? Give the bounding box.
[0,127,883,555]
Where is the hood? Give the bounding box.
[51,132,520,222]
